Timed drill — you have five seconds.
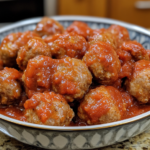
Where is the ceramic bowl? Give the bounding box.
[0,16,150,150]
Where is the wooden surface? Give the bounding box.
[58,0,150,28]
[109,0,150,28]
[58,0,107,17]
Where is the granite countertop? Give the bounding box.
[0,129,150,150]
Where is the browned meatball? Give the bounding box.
[146,50,150,59]
[0,31,39,67]
[126,60,150,103]
[83,42,121,84]
[116,48,132,65]
[88,28,117,50]
[17,37,52,70]
[0,67,22,105]
[78,86,126,125]
[120,41,149,61]
[0,32,22,67]
[24,92,74,126]
[66,21,92,40]
[34,17,64,38]
[107,24,130,46]
[52,57,92,102]
[44,33,89,59]
[22,55,53,98]
[23,56,92,101]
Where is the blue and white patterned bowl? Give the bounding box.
[0,16,150,149]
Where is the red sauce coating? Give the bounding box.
[106,86,126,117]
[1,18,150,126]
[107,24,130,46]
[44,34,60,43]
[23,56,92,102]
[24,93,57,123]
[52,72,77,95]
[52,58,78,95]
[83,41,121,84]
[85,42,119,72]
[134,60,150,73]
[0,67,22,105]
[88,28,117,50]
[83,91,111,123]
[0,67,22,80]
[119,61,133,79]
[24,92,74,125]
[34,17,64,38]
[16,31,40,48]
[23,56,53,98]
[44,33,89,59]
[0,32,22,67]
[121,91,150,119]
[0,107,25,121]
[116,49,132,65]
[17,36,52,70]
[78,86,126,124]
[66,21,92,40]
[146,50,150,59]
[121,40,149,61]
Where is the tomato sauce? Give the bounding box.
[1,97,150,126]
[1,19,150,127]
[0,106,26,121]
[84,92,111,123]
[66,21,92,40]
[134,60,150,73]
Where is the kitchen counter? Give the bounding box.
[0,129,150,150]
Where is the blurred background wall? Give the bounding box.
[0,0,150,28]
[57,0,150,28]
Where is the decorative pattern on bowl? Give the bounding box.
[0,16,150,149]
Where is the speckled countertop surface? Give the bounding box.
[1,129,150,150]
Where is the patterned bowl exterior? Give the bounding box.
[0,16,150,149]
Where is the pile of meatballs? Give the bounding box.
[0,17,150,126]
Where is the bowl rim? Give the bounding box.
[0,15,150,35]
[0,15,150,131]
[0,111,150,131]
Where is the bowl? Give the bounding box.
[0,16,150,150]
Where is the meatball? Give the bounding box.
[118,61,134,79]
[116,49,134,79]
[78,86,126,125]
[107,24,130,46]
[17,37,52,70]
[121,40,149,61]
[34,17,64,38]
[126,60,150,103]
[146,50,150,59]
[16,31,40,47]
[0,67,22,105]
[44,33,89,59]
[0,31,39,67]
[0,32,22,67]
[66,21,92,40]
[23,55,53,98]
[24,92,74,126]
[83,42,121,84]
[88,28,117,50]
[52,57,92,102]
[0,59,3,70]
[116,48,132,65]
